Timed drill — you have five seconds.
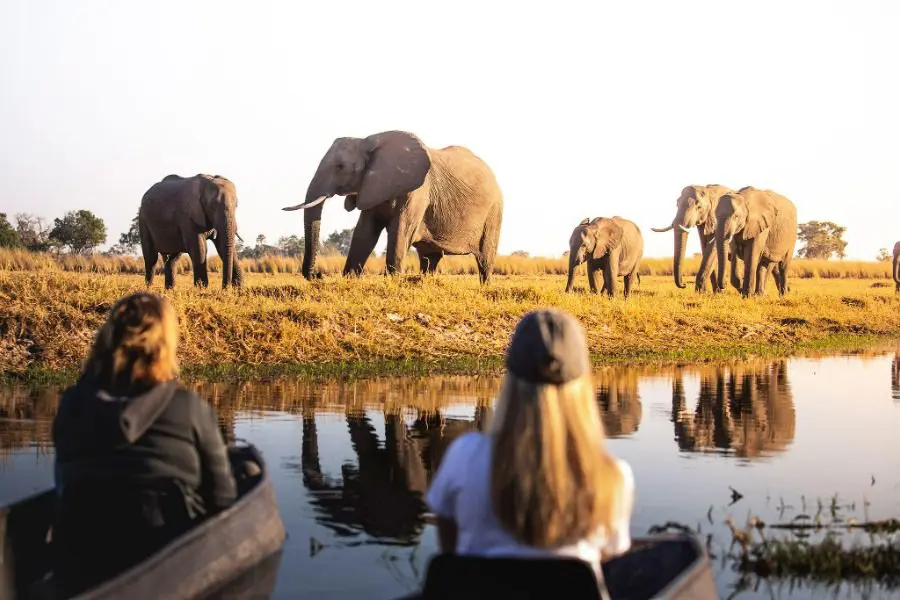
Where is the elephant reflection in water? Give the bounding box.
[594,370,643,437]
[670,360,796,458]
[301,406,493,545]
[892,354,900,403]
[0,386,59,457]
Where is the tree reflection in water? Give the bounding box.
[670,360,796,458]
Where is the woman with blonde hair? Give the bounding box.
[52,291,236,597]
[426,308,635,578]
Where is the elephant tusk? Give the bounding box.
[650,224,675,233]
[282,195,330,211]
[678,225,692,233]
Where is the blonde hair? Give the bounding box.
[490,371,623,548]
[81,292,179,395]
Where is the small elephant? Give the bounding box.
[565,216,644,299]
[651,184,736,292]
[893,241,900,293]
[139,174,243,289]
[282,130,504,283]
[706,186,797,297]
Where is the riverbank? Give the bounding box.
[2,271,899,383]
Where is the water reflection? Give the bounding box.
[2,351,900,600]
[595,369,642,437]
[670,360,795,458]
[892,353,900,403]
[301,408,492,545]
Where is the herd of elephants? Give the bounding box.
[137,128,894,299]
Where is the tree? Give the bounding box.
[49,210,108,254]
[796,221,847,260]
[324,228,354,256]
[511,250,529,258]
[15,213,51,251]
[877,248,891,262]
[256,234,266,246]
[277,235,305,257]
[0,214,20,248]
[117,214,141,253]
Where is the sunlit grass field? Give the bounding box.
[2,248,898,379]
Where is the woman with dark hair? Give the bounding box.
[52,291,237,597]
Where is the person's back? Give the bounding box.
[50,292,237,598]
[426,308,635,584]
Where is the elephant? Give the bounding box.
[282,130,504,283]
[565,216,644,299]
[139,174,242,290]
[892,241,900,293]
[651,184,737,292]
[669,360,795,458]
[700,186,797,297]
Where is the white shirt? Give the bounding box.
[425,431,635,576]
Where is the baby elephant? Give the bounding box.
[565,216,644,299]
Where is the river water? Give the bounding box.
[2,350,900,599]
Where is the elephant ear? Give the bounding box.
[354,131,431,211]
[186,176,216,231]
[743,195,774,239]
[592,219,624,260]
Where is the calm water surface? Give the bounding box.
[3,351,900,599]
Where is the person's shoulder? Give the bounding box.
[611,456,635,491]
[440,431,490,467]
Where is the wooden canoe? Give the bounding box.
[0,441,286,600]
[396,532,717,599]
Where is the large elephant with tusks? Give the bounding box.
[282,131,504,283]
[651,184,735,292]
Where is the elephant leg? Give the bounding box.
[587,260,601,293]
[624,271,634,300]
[696,234,716,292]
[344,212,383,277]
[604,257,619,298]
[755,262,771,295]
[185,232,208,288]
[476,203,502,285]
[385,203,426,277]
[140,225,158,288]
[163,252,182,290]
[779,256,792,296]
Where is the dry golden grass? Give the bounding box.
[2,258,899,377]
[0,248,894,279]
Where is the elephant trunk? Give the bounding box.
[218,213,235,288]
[715,222,728,292]
[673,228,688,289]
[565,252,578,292]
[302,203,323,280]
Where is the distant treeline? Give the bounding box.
[0,248,891,279]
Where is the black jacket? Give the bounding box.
[51,379,237,596]
[53,379,237,512]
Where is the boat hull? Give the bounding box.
[0,443,286,600]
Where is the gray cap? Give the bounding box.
[505,308,591,384]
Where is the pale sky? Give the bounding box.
[2,1,897,260]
